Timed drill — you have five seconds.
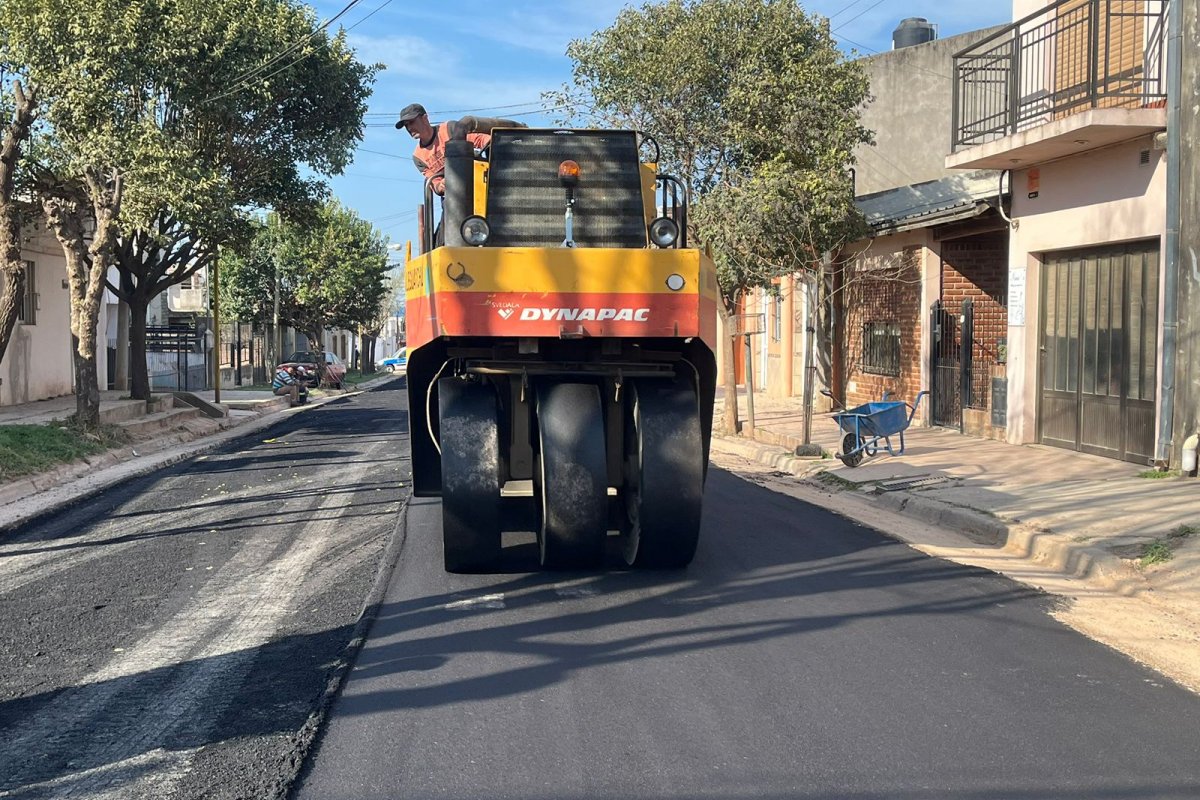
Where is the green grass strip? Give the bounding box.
[0,423,129,481]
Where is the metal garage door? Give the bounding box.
[1039,241,1159,463]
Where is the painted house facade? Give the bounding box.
[948,0,1169,462]
[0,229,105,407]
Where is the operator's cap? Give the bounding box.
[395,103,427,128]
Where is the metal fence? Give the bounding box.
[952,0,1168,151]
[146,324,208,391]
[220,322,272,386]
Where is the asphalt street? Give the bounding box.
[298,465,1200,798]
[0,379,410,800]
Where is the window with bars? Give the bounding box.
[771,295,782,342]
[862,321,900,376]
[16,261,35,325]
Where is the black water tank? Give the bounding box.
[893,17,936,49]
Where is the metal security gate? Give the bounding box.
[930,299,973,429]
[146,324,206,391]
[1039,242,1159,463]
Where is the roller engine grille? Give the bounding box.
[486,130,647,249]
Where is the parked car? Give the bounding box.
[279,350,348,389]
[379,347,407,373]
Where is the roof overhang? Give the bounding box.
[855,170,1005,237]
[946,108,1166,170]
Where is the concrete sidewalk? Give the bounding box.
[714,390,1200,627]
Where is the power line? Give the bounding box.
[362,100,550,118]
[355,146,410,159]
[832,0,891,31]
[828,0,871,22]
[336,171,423,183]
[363,104,573,127]
[375,211,417,220]
[343,0,397,34]
[204,0,364,104]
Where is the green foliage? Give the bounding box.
[692,160,867,312]
[221,200,389,340]
[1139,540,1174,568]
[548,0,872,305]
[0,0,376,230]
[1137,525,1195,568]
[1137,468,1179,479]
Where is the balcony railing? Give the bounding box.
[952,0,1168,152]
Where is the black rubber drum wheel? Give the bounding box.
[438,377,502,572]
[535,382,609,569]
[622,379,704,569]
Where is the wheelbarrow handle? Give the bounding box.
[906,390,930,422]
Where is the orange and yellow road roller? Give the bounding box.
[404,125,717,571]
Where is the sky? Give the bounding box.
[311,0,1013,251]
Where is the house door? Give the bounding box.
[1039,242,1159,463]
[930,299,973,429]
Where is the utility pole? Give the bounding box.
[272,262,281,369]
[212,259,221,405]
[1166,0,1198,469]
[114,299,129,392]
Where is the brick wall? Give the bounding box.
[940,232,1007,409]
[843,246,923,409]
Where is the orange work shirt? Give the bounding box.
[412,122,490,195]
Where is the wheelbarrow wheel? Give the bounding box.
[837,432,864,468]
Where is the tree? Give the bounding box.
[103,1,375,400]
[360,271,404,374]
[1,0,174,425]
[0,0,375,424]
[548,0,872,433]
[221,201,388,378]
[0,78,37,369]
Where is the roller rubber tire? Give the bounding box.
[438,377,503,572]
[623,379,704,569]
[535,382,608,569]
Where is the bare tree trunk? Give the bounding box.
[0,80,37,367]
[359,332,370,373]
[0,270,23,367]
[72,347,101,428]
[43,170,123,429]
[129,295,150,400]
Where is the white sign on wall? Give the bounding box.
[1008,267,1026,327]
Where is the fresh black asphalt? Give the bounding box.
[298,457,1200,799]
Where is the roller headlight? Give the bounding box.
[649,217,679,248]
[461,215,490,246]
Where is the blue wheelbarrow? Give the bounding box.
[832,390,928,467]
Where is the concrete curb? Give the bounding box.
[871,490,1010,546]
[0,375,402,536]
[710,433,1171,607]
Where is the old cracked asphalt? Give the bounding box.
[0,378,410,800]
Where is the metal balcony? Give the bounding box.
[951,0,1168,156]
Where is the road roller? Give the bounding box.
[404,125,717,572]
